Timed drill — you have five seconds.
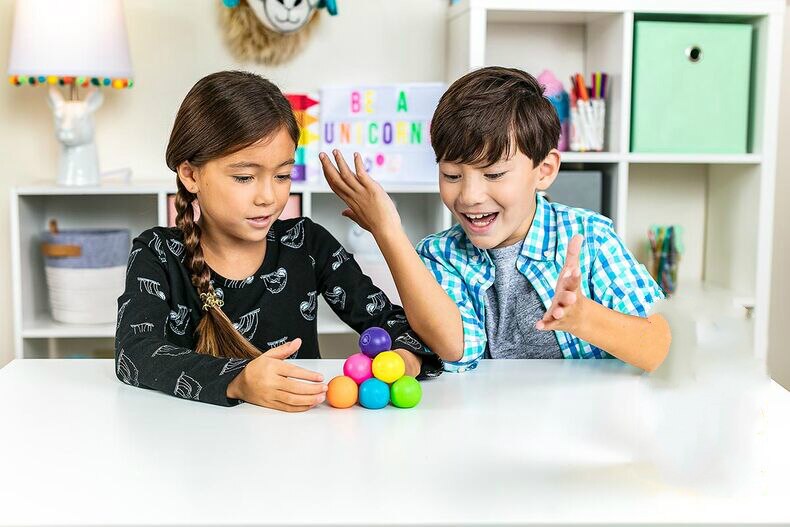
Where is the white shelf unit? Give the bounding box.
[9,0,785,364]
[9,182,452,358]
[447,0,785,364]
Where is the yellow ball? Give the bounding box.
[372,351,405,384]
[112,79,124,89]
[47,76,58,85]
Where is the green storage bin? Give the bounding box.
[631,20,752,153]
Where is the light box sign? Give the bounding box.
[320,83,444,183]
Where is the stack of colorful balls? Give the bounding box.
[326,326,422,410]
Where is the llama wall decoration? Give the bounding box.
[220,0,339,65]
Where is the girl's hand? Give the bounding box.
[391,348,422,378]
[319,150,402,238]
[536,235,589,334]
[226,338,328,412]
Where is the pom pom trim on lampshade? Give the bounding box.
[8,75,134,89]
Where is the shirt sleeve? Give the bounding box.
[114,234,250,407]
[307,219,443,379]
[588,218,665,318]
[416,236,486,373]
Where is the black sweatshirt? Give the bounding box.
[114,217,442,406]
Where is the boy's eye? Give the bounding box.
[275,173,292,181]
[442,173,461,181]
[233,175,253,183]
[484,172,506,180]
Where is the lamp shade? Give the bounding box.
[8,0,133,88]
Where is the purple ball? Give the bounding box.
[359,326,391,358]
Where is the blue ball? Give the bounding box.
[358,378,390,409]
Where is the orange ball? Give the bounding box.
[326,375,358,409]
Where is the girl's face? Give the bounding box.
[182,127,296,245]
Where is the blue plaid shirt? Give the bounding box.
[416,194,664,372]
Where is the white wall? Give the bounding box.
[0,0,448,366]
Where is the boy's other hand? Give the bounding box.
[391,348,422,378]
[319,150,402,237]
[536,234,589,334]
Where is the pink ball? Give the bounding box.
[343,353,373,385]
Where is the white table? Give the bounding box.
[1,359,789,526]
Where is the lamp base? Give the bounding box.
[58,142,100,186]
[47,86,104,186]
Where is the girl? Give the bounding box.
[114,71,442,411]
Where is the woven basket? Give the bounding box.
[41,222,130,324]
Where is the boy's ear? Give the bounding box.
[535,149,561,191]
[177,161,200,194]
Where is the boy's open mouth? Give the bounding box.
[460,212,499,230]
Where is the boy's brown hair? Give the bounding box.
[430,66,561,168]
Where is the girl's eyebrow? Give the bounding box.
[226,158,295,169]
[226,161,261,169]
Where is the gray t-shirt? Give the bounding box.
[484,242,563,359]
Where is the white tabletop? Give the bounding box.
[1,358,789,526]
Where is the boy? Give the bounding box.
[319,66,670,373]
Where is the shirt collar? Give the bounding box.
[520,193,557,262]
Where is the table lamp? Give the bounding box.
[7,0,134,186]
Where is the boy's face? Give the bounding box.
[438,148,560,250]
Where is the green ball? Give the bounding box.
[390,376,422,408]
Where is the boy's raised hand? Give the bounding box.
[226,338,328,412]
[319,150,402,237]
[536,235,588,333]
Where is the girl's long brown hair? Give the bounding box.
[165,71,299,359]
